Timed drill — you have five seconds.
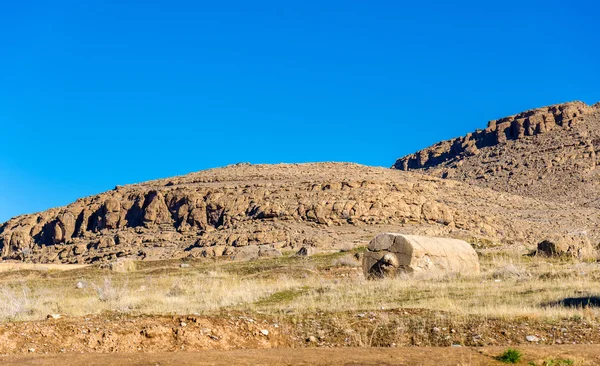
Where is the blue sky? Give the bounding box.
[1,0,599,223]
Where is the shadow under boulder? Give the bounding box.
[544,296,600,308]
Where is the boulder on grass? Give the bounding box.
[109,258,137,272]
[536,234,597,260]
[362,233,480,279]
[232,245,260,261]
[295,247,316,257]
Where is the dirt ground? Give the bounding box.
[0,263,88,272]
[1,312,600,365]
[3,346,600,366]
[2,310,600,355]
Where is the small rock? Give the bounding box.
[46,314,61,320]
[432,327,441,333]
[180,263,191,268]
[180,322,187,327]
[295,247,315,257]
[76,281,86,289]
[526,335,539,342]
[260,329,269,336]
[307,335,317,343]
[28,348,35,353]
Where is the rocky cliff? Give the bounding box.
[393,101,600,206]
[2,163,597,264]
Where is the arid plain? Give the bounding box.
[2,102,600,365]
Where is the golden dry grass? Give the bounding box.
[0,249,599,323]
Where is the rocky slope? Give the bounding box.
[393,101,600,207]
[1,163,598,264]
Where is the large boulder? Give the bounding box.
[108,258,137,272]
[536,234,597,260]
[362,233,480,279]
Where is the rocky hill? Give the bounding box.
[393,101,600,207]
[1,163,598,264]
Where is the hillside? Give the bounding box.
[393,101,600,207]
[1,163,598,264]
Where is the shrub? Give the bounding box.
[496,348,522,364]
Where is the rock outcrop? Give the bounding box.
[1,162,599,264]
[393,101,600,207]
[362,233,480,278]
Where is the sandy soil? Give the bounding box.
[0,263,88,272]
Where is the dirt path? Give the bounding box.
[0,263,89,272]
[2,346,600,366]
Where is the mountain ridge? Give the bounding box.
[3,101,600,264]
[392,101,600,207]
[393,101,599,171]
[2,162,597,264]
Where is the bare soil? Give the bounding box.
[2,310,600,362]
[0,263,88,272]
[3,346,600,365]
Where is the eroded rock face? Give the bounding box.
[1,162,599,264]
[393,101,600,208]
[394,102,596,171]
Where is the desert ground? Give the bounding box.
[1,248,600,364]
[4,346,600,366]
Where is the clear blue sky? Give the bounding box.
[1,0,599,223]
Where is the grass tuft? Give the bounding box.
[496,348,522,363]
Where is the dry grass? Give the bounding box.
[0,249,599,323]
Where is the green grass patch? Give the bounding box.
[254,287,310,306]
[542,359,574,366]
[496,348,522,364]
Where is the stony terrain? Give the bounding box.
[1,310,600,355]
[394,101,600,208]
[1,162,599,264]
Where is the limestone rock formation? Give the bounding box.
[393,101,600,207]
[1,162,599,264]
[362,233,480,278]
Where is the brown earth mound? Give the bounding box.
[393,101,600,208]
[1,163,599,264]
[1,310,600,357]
